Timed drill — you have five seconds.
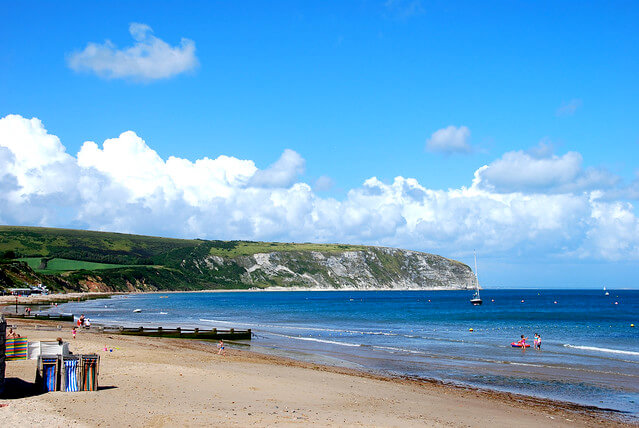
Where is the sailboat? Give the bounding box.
[604,286,609,296]
[470,250,483,306]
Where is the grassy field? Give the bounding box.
[207,241,368,257]
[0,226,200,264]
[1,226,369,261]
[18,257,131,273]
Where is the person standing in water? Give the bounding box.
[534,333,541,350]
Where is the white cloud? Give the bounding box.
[0,115,78,204]
[475,144,618,194]
[556,99,583,117]
[314,176,335,192]
[426,125,471,154]
[1,114,639,263]
[67,23,198,81]
[249,149,305,188]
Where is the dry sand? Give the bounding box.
[0,319,633,427]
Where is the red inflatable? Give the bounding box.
[511,342,530,348]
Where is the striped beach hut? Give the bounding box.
[80,354,100,391]
[62,356,80,392]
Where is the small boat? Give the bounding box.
[604,286,609,296]
[133,309,142,313]
[470,250,482,306]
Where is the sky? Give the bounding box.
[1,1,639,288]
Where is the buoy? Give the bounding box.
[615,302,619,305]
[469,328,474,332]
[491,299,494,302]
[521,300,525,303]
[554,301,557,304]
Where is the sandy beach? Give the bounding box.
[0,317,632,428]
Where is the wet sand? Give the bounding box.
[0,318,632,427]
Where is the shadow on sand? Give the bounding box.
[1,377,45,399]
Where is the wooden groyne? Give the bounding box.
[4,313,75,321]
[98,326,252,340]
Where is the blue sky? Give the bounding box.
[1,1,639,287]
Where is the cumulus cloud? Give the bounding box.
[249,149,305,188]
[1,114,639,263]
[426,125,472,154]
[556,99,583,117]
[313,176,335,192]
[475,144,618,194]
[67,23,198,81]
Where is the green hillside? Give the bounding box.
[0,226,369,292]
[0,226,200,265]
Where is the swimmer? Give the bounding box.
[518,334,528,348]
[534,333,541,350]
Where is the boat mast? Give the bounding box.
[473,250,480,297]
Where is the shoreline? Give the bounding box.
[1,319,634,426]
[2,291,638,425]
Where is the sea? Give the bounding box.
[49,289,639,418]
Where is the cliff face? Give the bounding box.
[191,247,474,290]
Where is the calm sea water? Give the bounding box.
[52,289,639,416]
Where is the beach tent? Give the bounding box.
[61,356,80,392]
[6,337,28,360]
[0,315,5,394]
[36,355,60,392]
[80,354,100,391]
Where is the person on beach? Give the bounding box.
[79,314,85,327]
[534,333,541,350]
[6,328,20,338]
[72,326,77,339]
[217,340,226,355]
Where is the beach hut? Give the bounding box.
[36,355,61,392]
[80,354,100,391]
[61,355,80,392]
[0,315,5,394]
